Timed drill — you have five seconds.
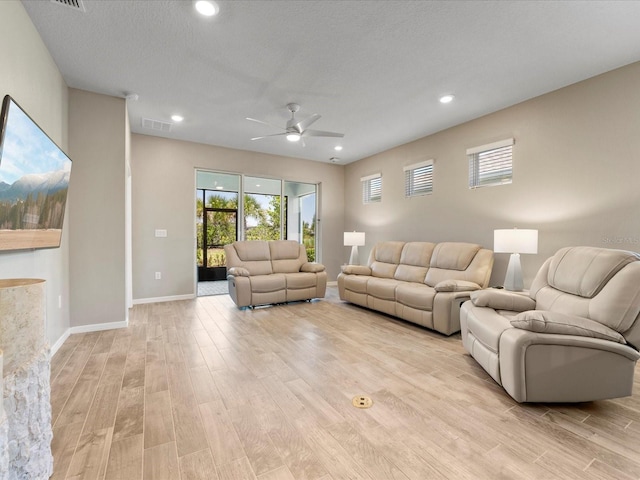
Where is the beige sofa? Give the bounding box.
[337,241,494,335]
[461,246,640,403]
[224,240,327,308]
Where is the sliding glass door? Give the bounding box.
[196,172,240,281]
[196,171,320,283]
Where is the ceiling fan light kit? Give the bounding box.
[247,103,344,144]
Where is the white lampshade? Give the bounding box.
[344,231,365,247]
[494,229,538,254]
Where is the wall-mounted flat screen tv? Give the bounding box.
[0,95,72,251]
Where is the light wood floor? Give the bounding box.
[50,287,640,480]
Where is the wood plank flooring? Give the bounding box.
[50,287,640,479]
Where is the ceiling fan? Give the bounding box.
[247,103,344,143]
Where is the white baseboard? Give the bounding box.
[133,293,196,305]
[50,328,70,356]
[69,320,129,335]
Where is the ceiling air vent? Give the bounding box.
[141,118,173,133]
[50,0,86,12]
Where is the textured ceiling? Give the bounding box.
[21,0,640,164]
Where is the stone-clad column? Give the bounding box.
[0,279,53,480]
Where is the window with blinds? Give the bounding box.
[468,138,514,188]
[361,173,382,204]
[404,159,433,197]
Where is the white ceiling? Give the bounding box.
[21,0,640,164]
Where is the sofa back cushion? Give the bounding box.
[531,246,640,339]
[425,242,493,287]
[394,242,435,283]
[270,240,306,273]
[225,241,273,275]
[368,241,404,278]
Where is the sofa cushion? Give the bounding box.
[425,242,487,287]
[285,272,318,289]
[394,242,435,283]
[249,274,286,293]
[511,310,627,344]
[396,283,436,310]
[367,277,400,301]
[370,241,404,278]
[270,240,305,273]
[342,274,369,294]
[548,246,639,299]
[235,241,271,261]
[430,242,481,271]
[463,305,513,354]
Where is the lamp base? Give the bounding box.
[349,245,359,265]
[504,253,524,291]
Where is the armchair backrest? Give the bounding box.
[530,246,640,344]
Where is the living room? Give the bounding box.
[2,1,640,479]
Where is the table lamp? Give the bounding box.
[494,228,538,291]
[344,231,365,265]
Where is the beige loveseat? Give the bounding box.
[461,246,640,403]
[224,240,327,308]
[337,241,494,335]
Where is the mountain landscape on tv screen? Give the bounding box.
[0,169,70,230]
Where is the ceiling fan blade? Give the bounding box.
[303,129,344,138]
[251,133,288,140]
[246,117,285,131]
[294,113,321,133]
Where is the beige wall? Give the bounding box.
[345,61,640,288]
[0,1,70,347]
[68,89,127,327]
[131,134,345,301]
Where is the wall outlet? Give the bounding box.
[155,272,161,280]
[155,229,167,238]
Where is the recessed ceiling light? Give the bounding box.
[171,115,184,122]
[334,146,343,151]
[439,94,455,104]
[215,186,223,190]
[286,133,301,142]
[194,0,219,17]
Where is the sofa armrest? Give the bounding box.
[341,265,372,275]
[470,289,536,312]
[227,266,250,277]
[434,279,481,292]
[511,310,626,344]
[301,262,325,273]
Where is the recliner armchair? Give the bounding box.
[460,246,640,403]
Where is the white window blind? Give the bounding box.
[361,173,382,204]
[404,159,434,197]
[468,138,514,188]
